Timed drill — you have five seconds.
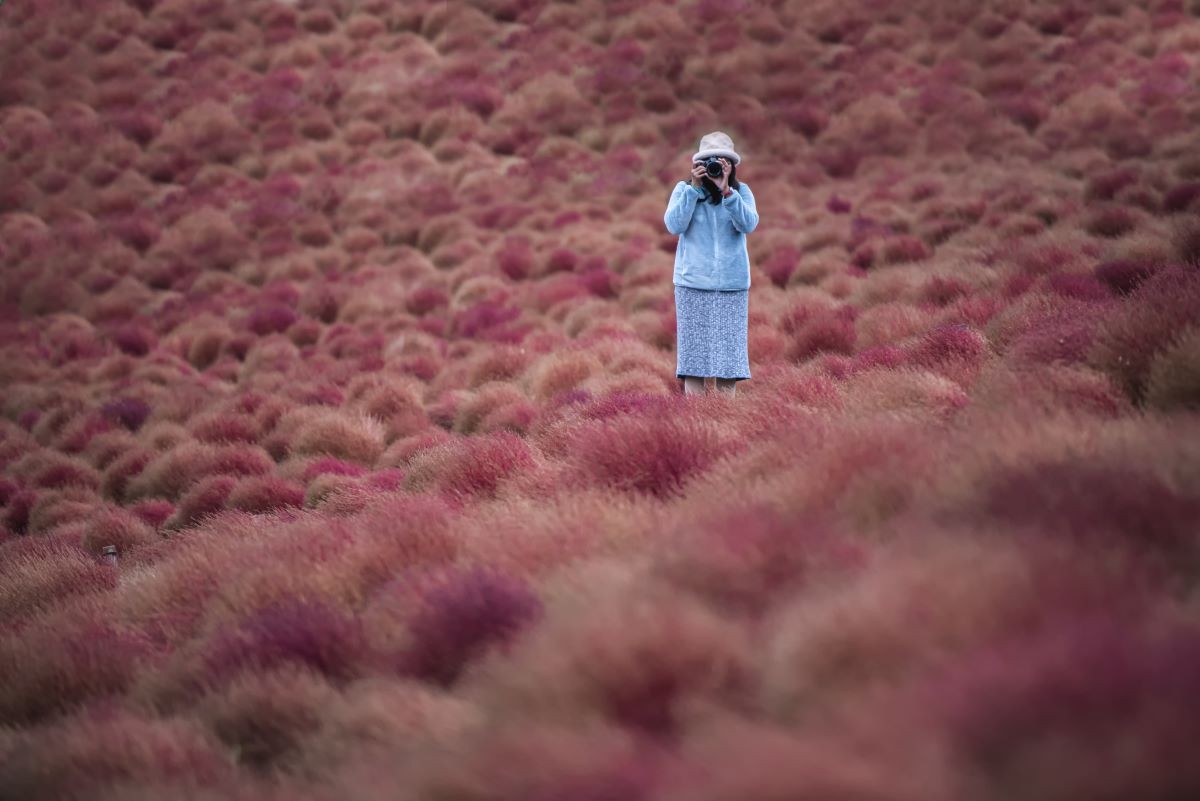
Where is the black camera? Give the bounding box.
[700,157,725,178]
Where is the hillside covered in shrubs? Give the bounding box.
[2,0,1200,798]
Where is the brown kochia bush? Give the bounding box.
[0,706,233,798]
[1089,264,1200,405]
[523,350,604,402]
[282,408,387,466]
[152,99,251,165]
[453,382,531,435]
[149,208,248,274]
[1144,326,1200,412]
[25,487,99,536]
[475,580,754,737]
[344,374,427,441]
[197,666,339,770]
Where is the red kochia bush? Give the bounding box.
[99,395,152,431]
[566,415,731,499]
[782,304,857,362]
[400,567,542,687]
[403,432,536,499]
[165,475,238,530]
[655,503,867,616]
[903,323,988,379]
[224,475,305,515]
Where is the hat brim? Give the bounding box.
[692,149,741,165]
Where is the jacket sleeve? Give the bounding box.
[722,182,759,234]
[664,181,705,235]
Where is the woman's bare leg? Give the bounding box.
[715,378,737,397]
[683,376,706,396]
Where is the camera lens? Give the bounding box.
[705,158,723,178]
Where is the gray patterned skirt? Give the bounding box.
[674,285,751,381]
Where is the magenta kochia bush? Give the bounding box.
[203,598,367,688]
[979,458,1200,563]
[100,397,152,431]
[932,614,1200,799]
[301,456,368,482]
[451,299,524,341]
[109,318,158,357]
[400,567,542,687]
[1093,260,1160,296]
[246,302,299,336]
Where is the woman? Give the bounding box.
[663,131,759,397]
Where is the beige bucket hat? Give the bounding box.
[692,130,741,165]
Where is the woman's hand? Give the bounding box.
[689,161,706,190]
[713,158,731,193]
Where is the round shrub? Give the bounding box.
[402,432,536,500]
[224,476,305,515]
[164,475,237,531]
[202,598,367,687]
[399,567,542,687]
[566,415,731,499]
[1144,326,1200,413]
[1089,265,1200,404]
[288,409,387,466]
[80,506,158,557]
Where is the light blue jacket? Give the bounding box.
[663,181,759,291]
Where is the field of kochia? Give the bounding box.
[2,0,1199,799]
